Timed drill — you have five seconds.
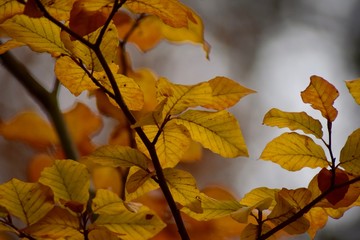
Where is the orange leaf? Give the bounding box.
[300,75,339,122]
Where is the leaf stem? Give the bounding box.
[0,51,78,160]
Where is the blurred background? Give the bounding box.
[1,0,360,239]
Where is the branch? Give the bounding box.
[0,50,78,160]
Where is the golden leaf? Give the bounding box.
[260,132,328,171]
[91,166,123,196]
[92,189,127,215]
[24,206,83,239]
[301,75,339,122]
[85,145,149,170]
[340,128,360,175]
[182,192,242,221]
[0,0,24,24]
[89,229,120,240]
[202,77,256,110]
[240,187,278,210]
[0,15,70,55]
[231,198,272,223]
[241,223,276,240]
[0,39,25,54]
[156,77,213,117]
[91,204,166,240]
[125,0,193,28]
[163,168,202,213]
[135,122,191,168]
[39,160,90,212]
[125,167,158,201]
[268,190,310,235]
[263,108,323,139]
[175,110,248,158]
[346,78,360,105]
[0,111,57,150]
[305,207,328,240]
[41,0,76,20]
[0,179,53,226]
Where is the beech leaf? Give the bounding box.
[92,204,165,240]
[203,76,256,110]
[0,179,53,226]
[175,110,248,158]
[163,168,202,213]
[39,160,90,212]
[340,128,360,175]
[135,122,191,168]
[24,206,82,239]
[0,15,70,55]
[346,79,360,105]
[92,189,128,215]
[84,145,149,170]
[263,108,323,139]
[240,187,278,210]
[260,132,328,171]
[305,208,328,240]
[301,75,339,122]
[125,167,158,201]
[0,0,24,24]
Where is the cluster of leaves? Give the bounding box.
[0,0,360,239]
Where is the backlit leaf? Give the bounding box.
[263,108,323,139]
[0,15,69,55]
[125,167,158,201]
[39,160,90,212]
[24,206,82,239]
[156,77,213,117]
[135,122,191,168]
[163,168,202,213]
[182,193,242,221]
[175,110,248,158]
[241,223,275,240]
[89,229,120,240]
[0,39,25,54]
[92,204,165,240]
[340,128,360,175]
[125,0,193,28]
[260,132,328,171]
[240,187,278,210]
[277,188,312,210]
[0,179,53,226]
[0,111,57,150]
[231,198,272,223]
[301,75,339,122]
[346,79,360,105]
[202,77,256,110]
[85,145,149,170]
[92,189,128,215]
[268,190,310,235]
[0,0,24,24]
[41,0,76,20]
[305,207,328,239]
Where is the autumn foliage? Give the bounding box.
[0,0,360,239]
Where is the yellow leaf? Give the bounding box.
[135,122,191,168]
[125,0,192,28]
[160,6,210,58]
[240,187,278,209]
[175,110,248,158]
[84,145,149,170]
[0,15,70,55]
[241,223,276,240]
[0,179,53,226]
[182,192,242,221]
[202,77,256,110]
[305,207,328,239]
[346,78,360,105]
[301,75,339,122]
[268,190,310,235]
[72,0,113,12]
[0,0,24,24]
[0,111,57,150]
[0,39,25,54]
[92,204,165,240]
[91,166,123,196]
[231,198,272,223]
[39,160,90,212]
[24,206,83,239]
[156,77,213,117]
[263,108,323,139]
[41,0,76,20]
[92,189,128,215]
[163,168,202,213]
[278,188,312,210]
[260,132,328,171]
[125,167,158,201]
[126,168,154,194]
[340,128,360,175]
[62,22,120,71]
